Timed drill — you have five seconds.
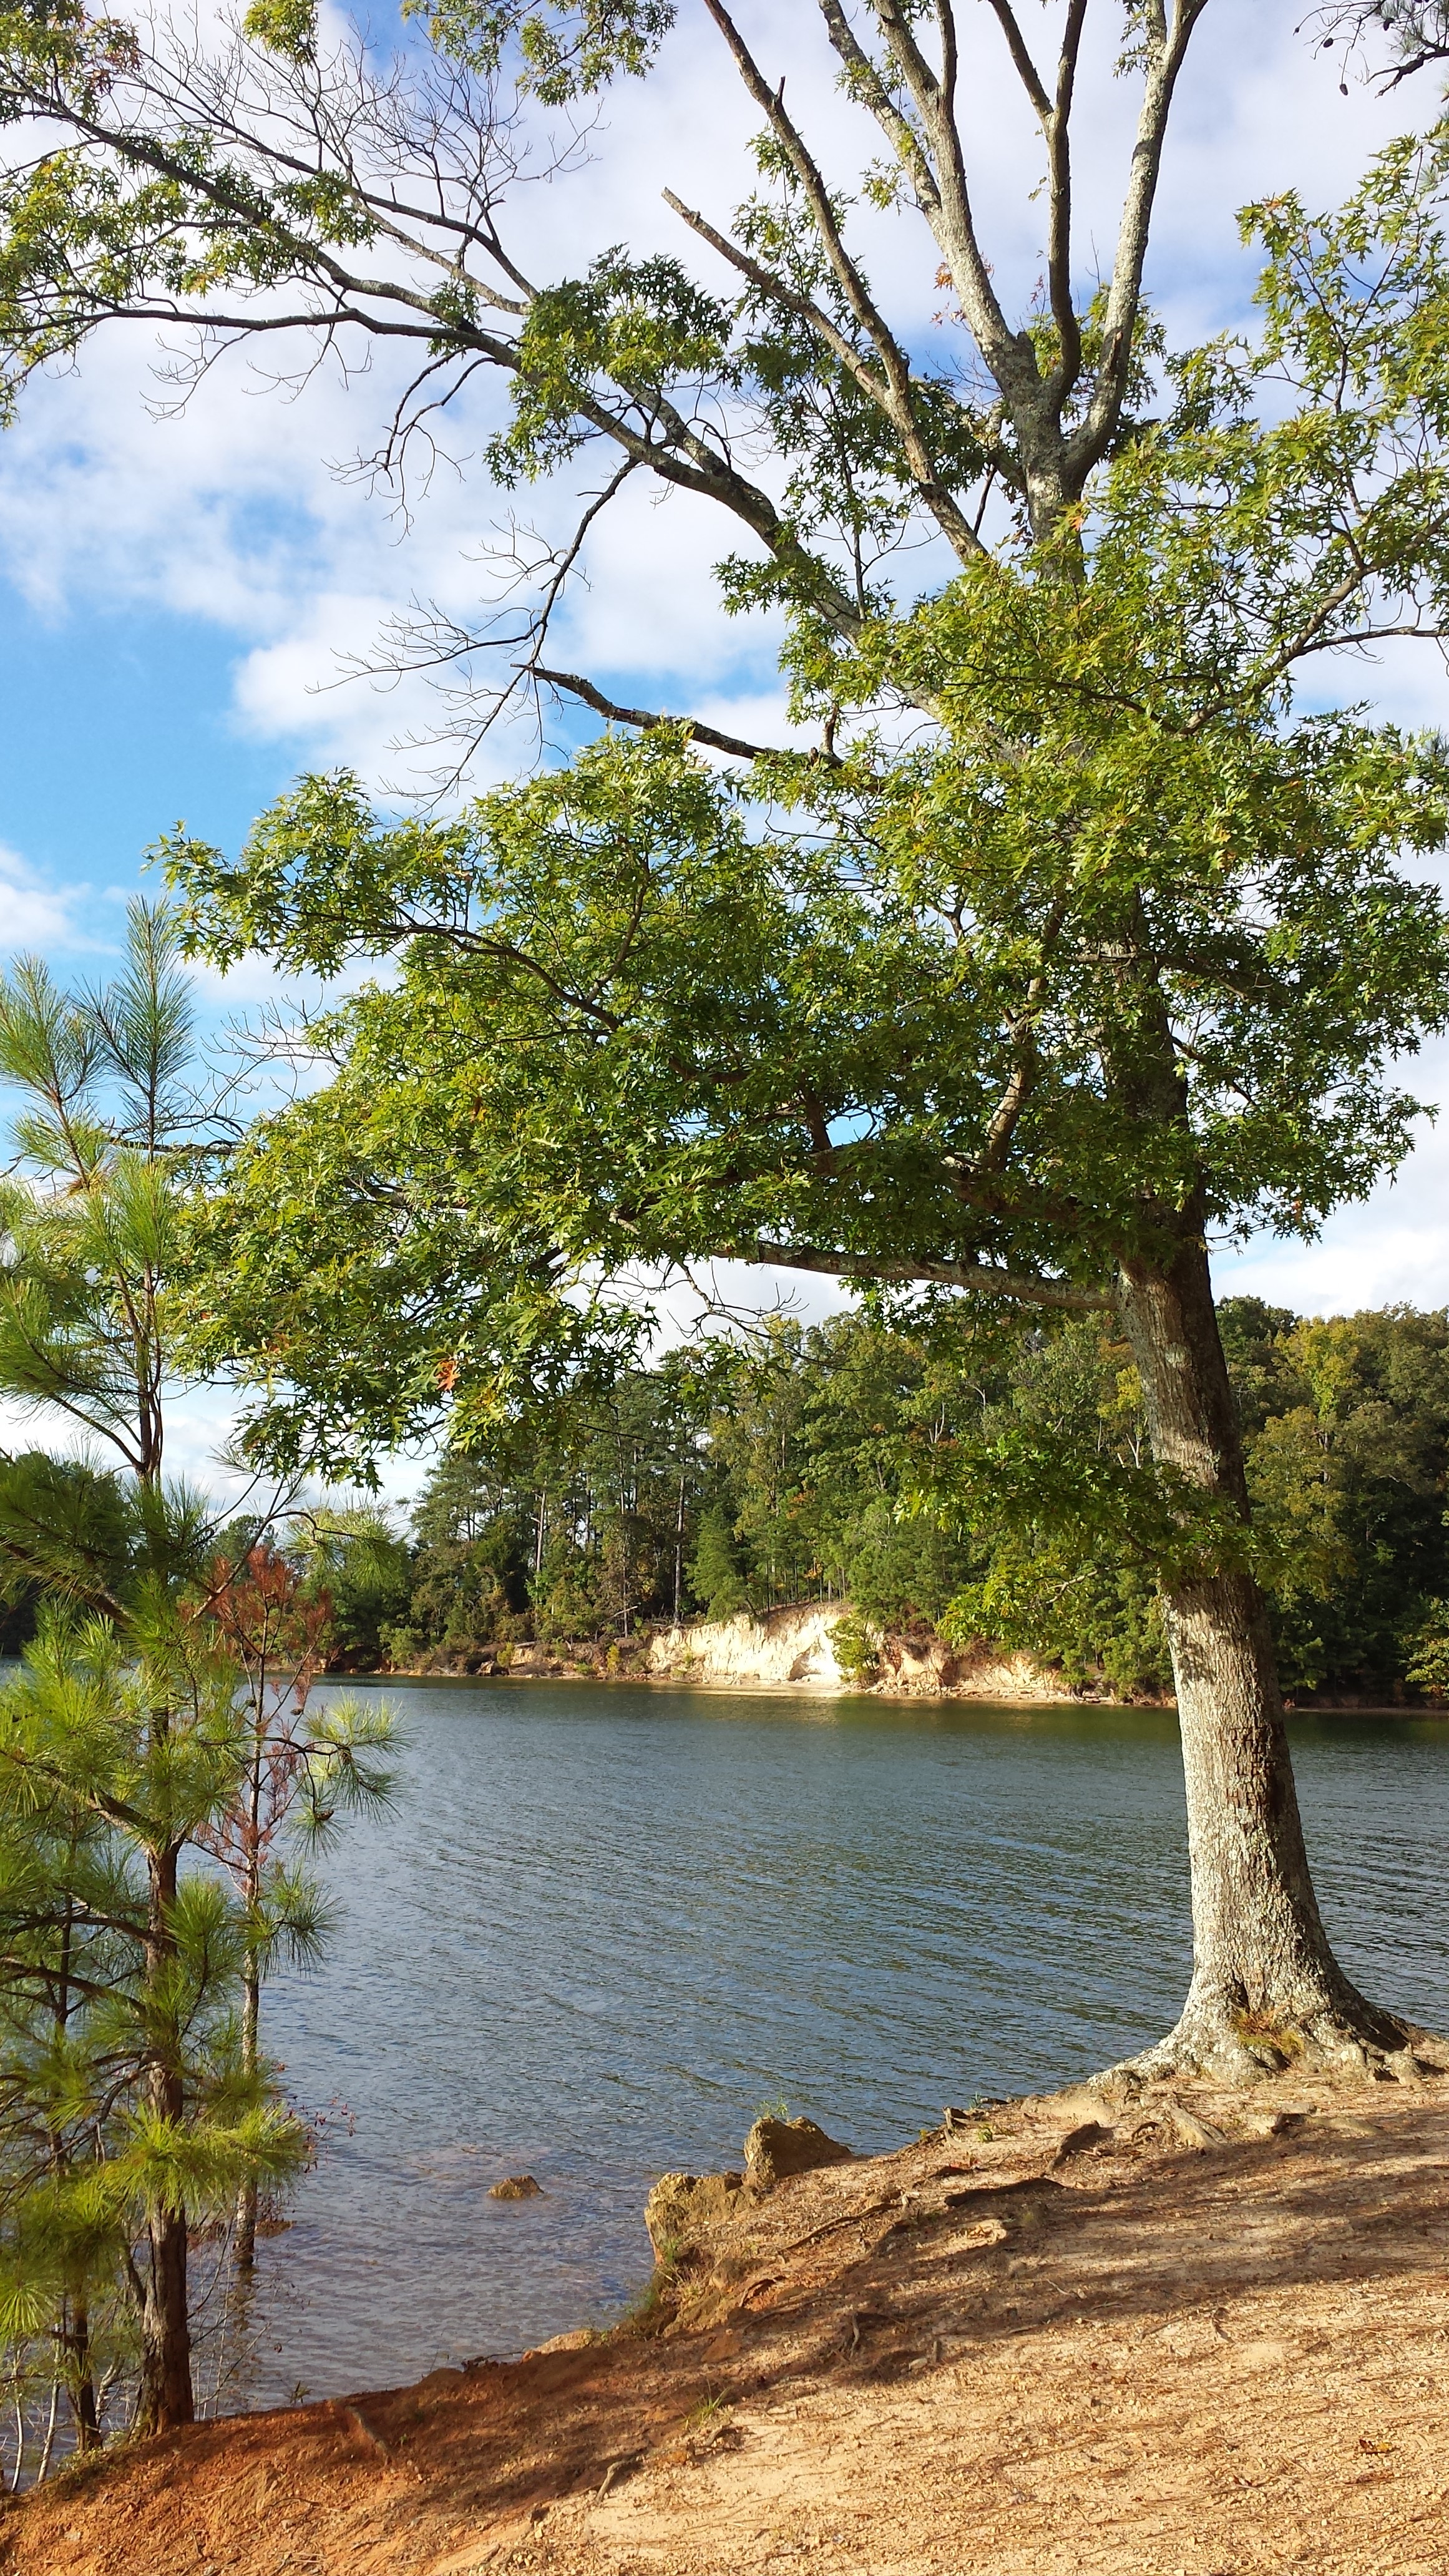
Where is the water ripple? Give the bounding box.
[237,1685,1449,2407]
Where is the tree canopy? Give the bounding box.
[2,7,1447,1467]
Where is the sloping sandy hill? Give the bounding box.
[9,2068,1449,2576]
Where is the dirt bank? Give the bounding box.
[386,1606,1105,1702]
[12,2062,1449,2575]
[382,1607,1436,1710]
[643,1605,1069,1700]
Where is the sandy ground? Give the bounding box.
[9,2067,1449,2576]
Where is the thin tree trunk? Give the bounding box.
[235,1702,265,2274]
[34,2378,59,2483]
[139,2202,193,2434]
[53,1890,102,2447]
[137,1844,194,2434]
[1115,1234,1407,2079]
[234,1962,260,2271]
[62,2304,100,2451]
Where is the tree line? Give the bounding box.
[344,1302,1449,1705]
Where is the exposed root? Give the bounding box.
[1103,1988,1449,2094]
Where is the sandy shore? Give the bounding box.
[10,2064,1449,2576]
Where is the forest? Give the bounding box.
[324,1300,1449,1705]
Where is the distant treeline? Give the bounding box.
[326,1299,1449,1704]
[6,1300,1440,1702]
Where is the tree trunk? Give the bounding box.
[234,1962,260,2271]
[62,2305,100,2451]
[1115,1234,1409,2081]
[55,1898,102,2447]
[137,2203,193,2436]
[136,1843,194,2434]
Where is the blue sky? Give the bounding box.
[0,608,281,919]
[1,0,1446,1495]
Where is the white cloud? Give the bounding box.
[0,844,111,956]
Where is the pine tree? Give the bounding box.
[688,1507,751,1623]
[0,909,311,2441]
[200,1544,396,2269]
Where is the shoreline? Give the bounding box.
[350,1661,1446,1720]
[16,2061,1449,2574]
[344,1597,1446,1715]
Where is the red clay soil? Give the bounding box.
[9,2067,1449,2576]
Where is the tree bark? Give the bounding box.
[235,1962,260,2272]
[61,2305,100,2451]
[138,2203,193,2436]
[1115,1234,1408,2079]
[136,1843,195,2435]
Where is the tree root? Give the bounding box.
[1100,1994,1449,2095]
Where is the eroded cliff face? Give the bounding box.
[389,1602,1088,1697]
[645,1604,851,1692]
[645,1604,1068,1701]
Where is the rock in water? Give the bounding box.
[743,2115,855,2193]
[489,2174,543,2200]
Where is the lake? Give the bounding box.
[223,1682,1449,2413]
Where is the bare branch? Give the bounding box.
[665,187,984,567]
[1044,0,1090,407]
[746,1239,1113,1314]
[532,666,797,764]
[979,0,1052,119]
[1066,0,1212,487]
[1307,3,1449,87]
[695,0,986,567]
[856,1,1045,449]
[817,0,944,213]
[819,0,1210,524]
[977,896,1070,1171]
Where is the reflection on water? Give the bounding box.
[233,1683,1449,2408]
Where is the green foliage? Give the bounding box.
[1407,1604,1449,1697]
[393,1354,712,1658]
[11,0,1449,1772]
[0,904,228,1548]
[167,375,1449,1465]
[686,1505,749,1624]
[0,907,382,2447]
[382,1300,1449,1702]
[288,1503,415,1669]
[404,0,675,99]
[490,254,732,486]
[160,781,647,1468]
[242,0,316,59]
[116,112,1449,1628]
[402,1456,534,1659]
[0,1455,132,1652]
[829,1614,881,1683]
[0,1610,309,2451]
[166,645,1448,1460]
[1226,1303,1449,1690]
[929,1300,1449,1699]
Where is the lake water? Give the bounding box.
[226,1682,1449,2412]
